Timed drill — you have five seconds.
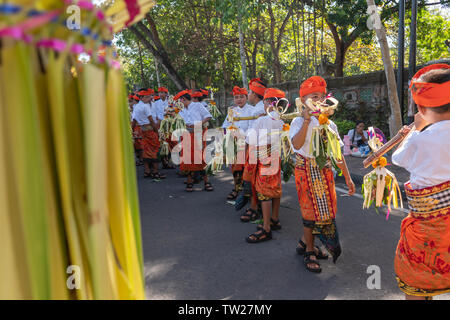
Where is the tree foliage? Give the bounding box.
[115,0,449,91]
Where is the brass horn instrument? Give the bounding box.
[266,96,340,121]
[227,106,262,122]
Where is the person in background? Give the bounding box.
[347,121,370,157]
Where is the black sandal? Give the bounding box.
[240,208,259,222]
[186,183,194,192]
[304,251,322,273]
[144,172,152,178]
[153,173,166,180]
[258,218,282,231]
[204,182,214,192]
[246,228,272,243]
[296,239,329,260]
[227,189,238,200]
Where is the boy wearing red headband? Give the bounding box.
[155,87,175,169]
[222,86,255,200]
[129,94,143,165]
[290,76,355,273]
[175,90,214,192]
[238,78,267,222]
[132,89,166,179]
[245,88,285,243]
[392,64,450,300]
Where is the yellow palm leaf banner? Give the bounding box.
[0,0,154,300]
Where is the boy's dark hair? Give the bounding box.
[193,89,205,101]
[264,97,278,104]
[419,68,450,113]
[181,93,192,101]
[253,80,267,101]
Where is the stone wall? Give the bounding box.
[214,59,450,137]
[214,69,408,135]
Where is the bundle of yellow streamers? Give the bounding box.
[207,100,222,120]
[0,0,154,300]
[309,114,342,169]
[362,128,403,218]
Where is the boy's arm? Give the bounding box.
[336,157,356,196]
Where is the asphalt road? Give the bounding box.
[138,166,449,300]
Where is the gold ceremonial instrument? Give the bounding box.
[363,123,416,168]
[295,96,339,116]
[266,96,340,121]
[227,106,262,122]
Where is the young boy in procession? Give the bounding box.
[222,86,255,201]
[238,78,268,222]
[245,88,286,243]
[289,76,355,273]
[391,64,450,300]
[154,87,175,169]
[132,89,166,179]
[175,90,214,192]
[129,94,143,166]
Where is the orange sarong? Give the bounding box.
[294,155,337,222]
[254,152,282,201]
[243,144,258,182]
[395,181,450,297]
[294,154,341,263]
[133,126,143,151]
[180,130,206,172]
[141,126,160,160]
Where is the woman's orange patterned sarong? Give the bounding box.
[395,181,450,297]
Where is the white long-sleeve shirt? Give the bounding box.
[153,99,169,120]
[132,101,151,125]
[179,102,212,126]
[392,120,450,189]
[247,100,265,130]
[246,112,284,147]
[289,116,343,158]
[222,103,255,135]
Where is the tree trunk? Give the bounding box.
[366,0,403,137]
[129,24,188,90]
[238,15,248,89]
[137,42,147,87]
[334,42,346,77]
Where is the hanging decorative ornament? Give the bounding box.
[362,127,403,219]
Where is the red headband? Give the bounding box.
[231,86,248,96]
[158,87,168,93]
[174,89,191,101]
[249,78,266,96]
[264,88,285,100]
[410,64,450,107]
[300,76,327,97]
[191,91,204,98]
[138,90,153,96]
